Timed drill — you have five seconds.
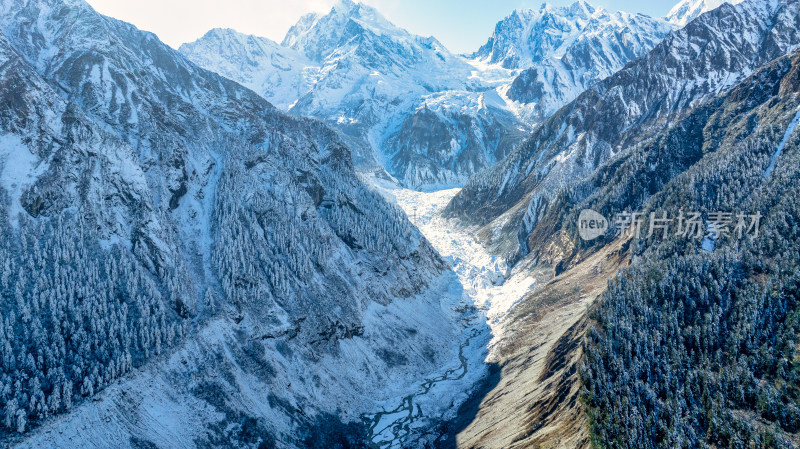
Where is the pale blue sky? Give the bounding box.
[86,0,681,53]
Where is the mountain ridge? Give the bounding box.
[471,1,675,122]
[445,0,800,263]
[666,0,747,26]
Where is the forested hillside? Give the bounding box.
[434,1,800,447]
[0,32,191,434]
[581,46,800,448]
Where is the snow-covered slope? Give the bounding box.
[178,28,312,109]
[0,0,487,446]
[666,0,746,26]
[473,1,675,121]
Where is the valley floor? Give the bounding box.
[366,180,539,447]
[370,177,616,449]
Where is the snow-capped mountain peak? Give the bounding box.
[281,0,407,62]
[566,0,597,17]
[666,0,746,26]
[184,1,502,186]
[471,0,674,122]
[473,0,673,69]
[332,0,357,13]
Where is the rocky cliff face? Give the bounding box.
[382,90,530,190]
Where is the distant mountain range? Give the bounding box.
[180,0,675,189]
[474,1,674,121]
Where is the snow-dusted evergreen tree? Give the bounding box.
[0,209,188,433]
